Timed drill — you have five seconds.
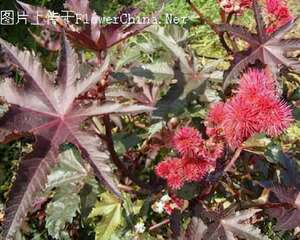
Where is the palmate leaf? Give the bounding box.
[182,216,207,240]
[109,62,175,108]
[46,147,88,189]
[265,184,300,231]
[0,35,153,239]
[218,0,300,89]
[146,25,222,118]
[203,208,269,240]
[146,25,195,76]
[88,192,123,240]
[45,185,81,239]
[17,0,157,52]
[45,148,88,239]
[181,206,268,240]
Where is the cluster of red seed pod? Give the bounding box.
[206,68,293,149]
[155,127,223,189]
[156,68,293,190]
[264,0,293,33]
[217,0,293,35]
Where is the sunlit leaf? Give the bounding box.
[0,34,152,238]
[88,192,123,240]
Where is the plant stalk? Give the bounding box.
[149,219,170,231]
[224,147,243,172]
[102,114,153,191]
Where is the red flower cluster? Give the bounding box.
[155,127,223,189]
[217,0,293,34]
[206,68,293,149]
[218,0,252,14]
[264,0,293,34]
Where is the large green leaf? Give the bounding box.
[146,25,194,76]
[89,192,123,240]
[46,148,88,189]
[45,148,94,239]
[45,186,81,239]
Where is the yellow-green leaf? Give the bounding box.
[89,192,123,240]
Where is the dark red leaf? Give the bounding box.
[17,1,158,52]
[266,185,300,231]
[0,35,153,239]
[219,6,300,89]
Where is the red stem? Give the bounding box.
[149,219,170,231]
[102,114,154,191]
[224,147,243,172]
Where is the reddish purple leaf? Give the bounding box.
[17,1,157,52]
[63,0,92,17]
[182,206,268,240]
[0,35,153,239]
[219,0,300,89]
[266,185,300,231]
[16,1,61,32]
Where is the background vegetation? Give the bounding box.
[1,0,300,239]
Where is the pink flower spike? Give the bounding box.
[207,102,225,126]
[183,161,205,182]
[238,68,276,98]
[263,100,294,136]
[167,174,184,190]
[173,127,204,157]
[155,127,224,190]
[155,159,172,179]
[222,95,262,148]
[207,68,293,149]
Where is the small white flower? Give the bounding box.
[152,201,165,214]
[134,221,146,234]
[161,194,171,203]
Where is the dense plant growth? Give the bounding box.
[0,0,300,239]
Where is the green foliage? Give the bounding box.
[176,183,201,200]
[147,121,165,139]
[46,186,81,239]
[45,148,88,239]
[88,192,123,240]
[261,220,294,240]
[46,148,88,189]
[1,0,300,239]
[284,122,300,142]
[0,140,32,203]
[113,132,140,155]
[264,143,286,164]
